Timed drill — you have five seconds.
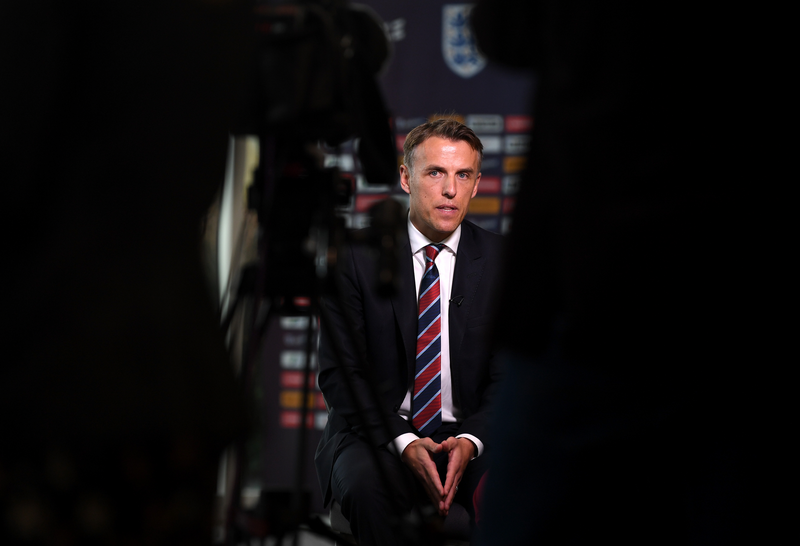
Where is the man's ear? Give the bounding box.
[471,172,482,198]
[399,164,412,195]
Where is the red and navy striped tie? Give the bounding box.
[413,243,445,435]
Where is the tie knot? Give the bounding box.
[425,243,444,263]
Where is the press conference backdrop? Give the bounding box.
[259,1,534,514]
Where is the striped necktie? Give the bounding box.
[413,243,445,435]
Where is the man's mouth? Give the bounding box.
[437,205,457,211]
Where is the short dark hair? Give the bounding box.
[403,118,483,174]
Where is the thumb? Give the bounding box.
[423,438,443,453]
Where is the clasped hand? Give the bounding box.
[400,436,474,516]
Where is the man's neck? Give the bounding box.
[407,215,461,254]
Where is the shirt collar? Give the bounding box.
[407,213,461,255]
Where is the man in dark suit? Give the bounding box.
[315,119,503,545]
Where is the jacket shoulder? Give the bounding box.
[461,220,505,252]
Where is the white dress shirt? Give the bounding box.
[390,217,484,458]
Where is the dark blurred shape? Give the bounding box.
[219,2,401,541]
[252,155,353,299]
[472,1,764,544]
[242,0,396,188]
[1,0,250,543]
[241,0,397,300]
[364,197,407,298]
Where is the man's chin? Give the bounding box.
[416,217,463,241]
[435,219,463,236]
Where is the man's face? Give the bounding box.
[400,136,481,242]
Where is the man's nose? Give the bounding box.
[442,176,457,198]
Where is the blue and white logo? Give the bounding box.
[442,4,486,79]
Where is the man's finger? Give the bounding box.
[424,460,445,497]
[443,462,463,501]
[443,438,470,497]
[443,446,467,511]
[443,450,460,490]
[420,462,444,506]
[443,478,459,512]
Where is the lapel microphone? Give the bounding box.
[450,295,464,307]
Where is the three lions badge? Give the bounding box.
[442,4,486,79]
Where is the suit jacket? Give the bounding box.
[314,219,504,505]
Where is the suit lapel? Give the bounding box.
[391,229,418,380]
[450,223,485,360]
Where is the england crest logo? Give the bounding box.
[442,4,486,79]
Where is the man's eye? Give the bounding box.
[429,170,440,176]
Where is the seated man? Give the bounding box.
[315,119,503,545]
